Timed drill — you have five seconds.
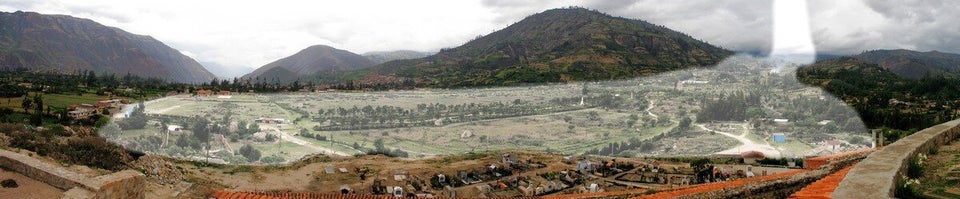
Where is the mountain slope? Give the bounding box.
[853,49,960,79]
[244,45,374,81]
[0,11,216,83]
[798,57,902,96]
[798,53,960,133]
[316,7,732,87]
[363,50,433,64]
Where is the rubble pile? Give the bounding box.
[131,155,185,185]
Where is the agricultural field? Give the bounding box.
[104,55,873,165]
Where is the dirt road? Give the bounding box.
[262,126,351,156]
[697,124,781,158]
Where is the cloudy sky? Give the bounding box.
[1,0,956,76]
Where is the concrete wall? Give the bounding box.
[0,149,145,199]
[833,119,960,199]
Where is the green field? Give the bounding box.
[108,56,873,164]
[1,92,113,111]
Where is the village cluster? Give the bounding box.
[305,152,801,197]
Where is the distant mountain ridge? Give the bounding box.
[200,61,253,79]
[243,45,374,82]
[0,11,216,83]
[852,49,960,79]
[363,50,433,64]
[312,7,732,87]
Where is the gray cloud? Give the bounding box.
[865,0,944,23]
[580,0,773,54]
[808,0,960,55]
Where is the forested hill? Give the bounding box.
[798,56,960,142]
[311,7,732,89]
[854,49,960,79]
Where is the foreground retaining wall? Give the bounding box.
[833,119,960,198]
[0,149,145,199]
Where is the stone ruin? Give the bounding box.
[0,149,145,199]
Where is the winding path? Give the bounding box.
[697,124,781,158]
[645,100,658,119]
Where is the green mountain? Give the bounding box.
[363,50,432,64]
[853,49,960,79]
[0,11,216,83]
[244,45,374,82]
[314,7,732,88]
[798,54,960,136]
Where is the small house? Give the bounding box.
[196,89,213,96]
[577,161,596,173]
[255,118,286,124]
[772,133,786,143]
[167,125,183,132]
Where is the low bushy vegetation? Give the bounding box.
[1,124,132,170]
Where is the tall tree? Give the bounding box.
[21,96,32,113]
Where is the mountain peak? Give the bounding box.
[363,50,433,64]
[243,45,374,81]
[303,45,338,51]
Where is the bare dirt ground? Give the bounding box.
[698,124,782,158]
[0,169,63,198]
[164,151,577,198]
[262,125,350,156]
[145,105,181,114]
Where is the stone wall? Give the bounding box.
[833,119,960,198]
[90,170,147,199]
[0,149,145,199]
[0,149,92,190]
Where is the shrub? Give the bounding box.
[261,154,285,164]
[60,137,132,171]
[906,154,926,179]
[239,144,262,162]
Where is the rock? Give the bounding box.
[1,179,18,188]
